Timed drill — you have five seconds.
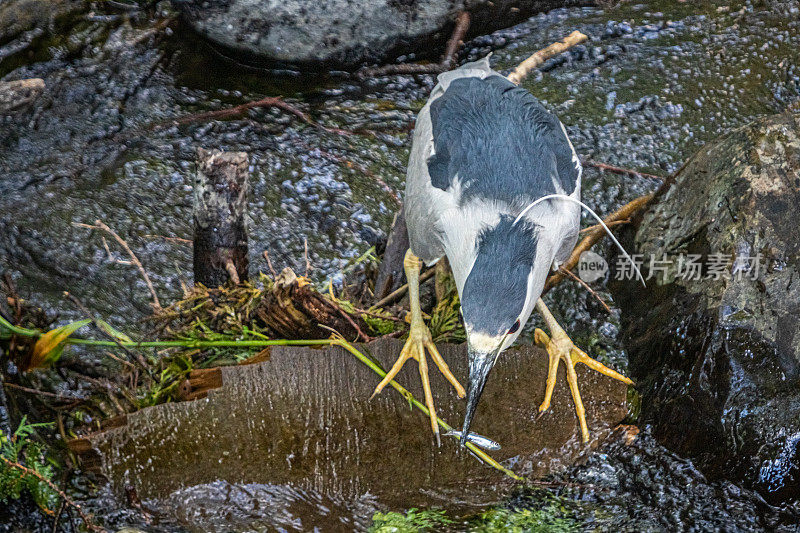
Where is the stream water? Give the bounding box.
[1,0,799,530]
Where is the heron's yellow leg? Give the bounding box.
[371,250,465,444]
[534,298,634,443]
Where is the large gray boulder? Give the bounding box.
[175,0,574,68]
[612,111,800,505]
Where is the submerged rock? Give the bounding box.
[0,0,84,45]
[612,111,800,506]
[541,427,799,531]
[174,0,575,68]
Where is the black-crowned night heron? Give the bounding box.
[372,56,636,446]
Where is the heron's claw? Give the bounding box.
[372,320,465,444]
[534,327,634,443]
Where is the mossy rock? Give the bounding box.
[612,111,800,505]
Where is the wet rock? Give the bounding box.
[0,77,43,114]
[74,338,628,529]
[540,427,800,531]
[0,0,84,45]
[612,111,800,506]
[175,0,575,68]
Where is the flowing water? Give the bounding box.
[77,339,626,531]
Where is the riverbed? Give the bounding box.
[1,0,799,530]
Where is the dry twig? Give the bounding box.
[2,382,81,402]
[329,300,374,343]
[357,12,470,78]
[142,234,192,245]
[371,268,436,309]
[582,159,665,181]
[543,193,654,293]
[507,30,588,85]
[169,96,352,136]
[73,220,162,311]
[558,266,612,314]
[263,250,278,278]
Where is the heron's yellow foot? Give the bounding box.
[371,319,465,445]
[534,327,634,443]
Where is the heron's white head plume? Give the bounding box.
[513,194,646,286]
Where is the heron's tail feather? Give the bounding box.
[513,194,646,286]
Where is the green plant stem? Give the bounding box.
[0,315,38,337]
[0,314,523,481]
[332,338,523,481]
[65,338,334,349]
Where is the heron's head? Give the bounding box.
[458,215,553,444]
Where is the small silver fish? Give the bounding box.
[443,430,501,451]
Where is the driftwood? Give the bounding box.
[0,78,44,114]
[373,207,410,300]
[257,268,372,342]
[177,367,223,402]
[193,149,250,288]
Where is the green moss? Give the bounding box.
[370,508,454,532]
[624,386,642,424]
[0,417,60,513]
[369,502,583,532]
[472,507,579,533]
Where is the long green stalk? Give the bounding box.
[68,338,334,349]
[0,314,523,481]
[332,337,523,481]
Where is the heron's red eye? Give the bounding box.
[508,319,521,334]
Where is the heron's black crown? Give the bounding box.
[461,216,539,336]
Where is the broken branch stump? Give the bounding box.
[193,149,250,288]
[374,207,409,301]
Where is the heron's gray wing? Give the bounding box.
[404,58,505,264]
[404,99,451,264]
[426,75,580,207]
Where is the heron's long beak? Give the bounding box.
[460,347,499,446]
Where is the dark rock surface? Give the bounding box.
[541,427,800,532]
[612,111,800,507]
[175,0,577,68]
